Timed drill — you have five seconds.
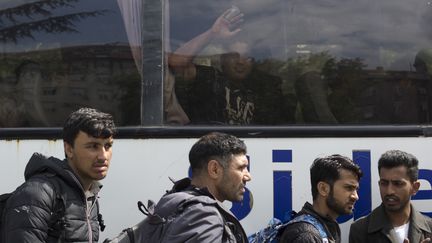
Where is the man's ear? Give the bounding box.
[207,160,223,179]
[317,181,330,197]
[412,180,421,195]
[64,142,73,159]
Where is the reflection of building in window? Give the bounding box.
[0,96,26,127]
[1,44,140,127]
[357,69,429,124]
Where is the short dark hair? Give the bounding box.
[189,132,247,175]
[310,154,362,200]
[63,107,116,146]
[378,150,419,182]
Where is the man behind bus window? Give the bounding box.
[280,154,362,243]
[0,107,116,242]
[168,7,293,125]
[349,150,432,243]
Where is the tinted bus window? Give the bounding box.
[0,0,141,127]
[165,0,432,125]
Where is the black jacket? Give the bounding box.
[280,202,341,243]
[0,153,101,243]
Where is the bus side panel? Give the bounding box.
[1,137,431,243]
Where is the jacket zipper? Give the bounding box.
[86,202,93,243]
[68,171,96,243]
[86,188,99,243]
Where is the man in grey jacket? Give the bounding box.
[349,150,432,243]
[1,107,116,243]
[151,132,251,242]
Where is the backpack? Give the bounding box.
[248,213,329,243]
[0,173,66,240]
[104,191,235,243]
[0,173,106,240]
[0,193,13,229]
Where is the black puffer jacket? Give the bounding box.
[0,153,101,243]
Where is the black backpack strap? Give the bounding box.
[0,192,13,228]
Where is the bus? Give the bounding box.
[1,0,432,242]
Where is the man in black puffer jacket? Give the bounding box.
[0,107,116,243]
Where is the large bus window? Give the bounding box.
[165,0,432,125]
[0,0,141,127]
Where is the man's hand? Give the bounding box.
[403,238,431,243]
[210,7,244,39]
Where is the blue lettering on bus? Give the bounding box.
[273,149,293,222]
[412,169,432,217]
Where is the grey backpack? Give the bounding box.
[104,191,233,243]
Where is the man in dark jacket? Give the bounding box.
[280,154,362,243]
[149,132,250,242]
[349,150,432,243]
[0,107,116,243]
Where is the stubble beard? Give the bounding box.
[326,189,353,216]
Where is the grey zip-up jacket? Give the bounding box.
[0,152,102,243]
[154,178,247,243]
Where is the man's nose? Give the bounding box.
[244,169,252,182]
[351,190,359,201]
[97,147,109,162]
[386,184,397,194]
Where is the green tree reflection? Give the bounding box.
[0,0,107,43]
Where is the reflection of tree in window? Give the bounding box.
[0,0,108,43]
[292,52,431,124]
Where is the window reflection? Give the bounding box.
[0,0,141,127]
[165,0,432,125]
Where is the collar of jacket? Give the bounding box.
[170,177,216,200]
[367,203,431,242]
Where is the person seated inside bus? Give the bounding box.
[168,8,294,125]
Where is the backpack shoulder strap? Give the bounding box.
[171,191,246,242]
[248,218,285,243]
[288,214,329,241]
[0,192,14,228]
